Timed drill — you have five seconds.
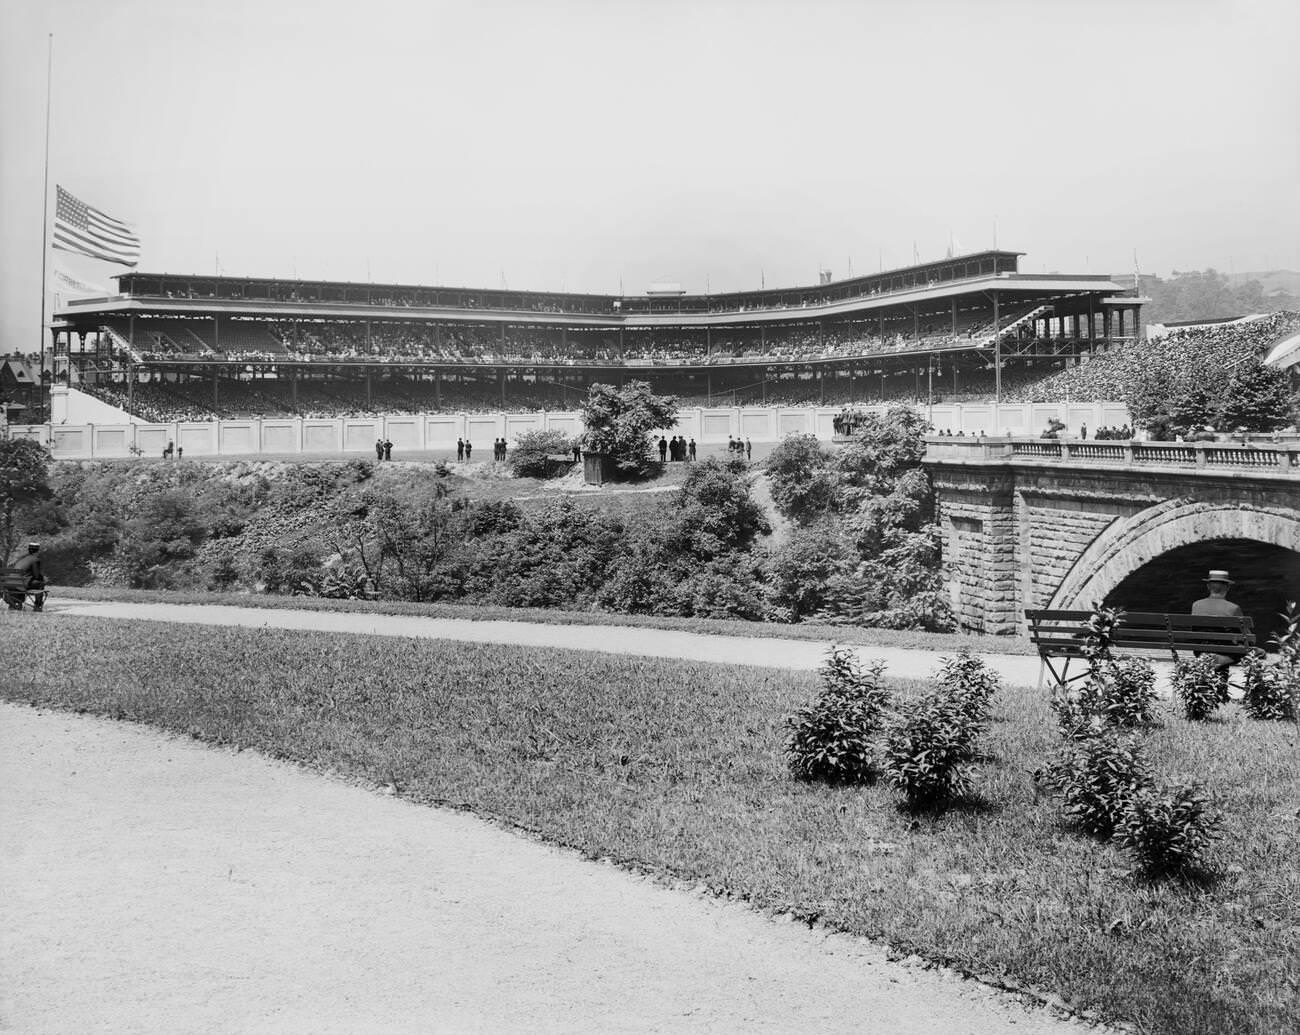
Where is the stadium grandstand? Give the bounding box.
[48,250,1148,421]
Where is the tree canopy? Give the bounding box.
[1127,335,1296,436]
[1,437,53,566]
[580,381,678,479]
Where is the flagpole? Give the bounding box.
[37,33,53,424]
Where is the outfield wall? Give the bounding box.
[7,399,1131,460]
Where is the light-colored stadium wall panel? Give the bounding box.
[93,426,133,456]
[423,417,463,447]
[12,401,1133,460]
[699,410,734,440]
[178,423,218,455]
[465,417,500,445]
[778,410,810,436]
[343,420,382,453]
[304,422,343,453]
[136,426,174,456]
[261,421,300,453]
[543,414,581,437]
[740,410,773,439]
[219,422,257,455]
[382,418,422,452]
[50,426,90,457]
[505,414,542,439]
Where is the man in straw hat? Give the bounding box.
[1192,569,1243,671]
[1192,570,1242,619]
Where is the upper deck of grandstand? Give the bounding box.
[55,250,1126,331]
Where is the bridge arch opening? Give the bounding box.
[1102,538,1300,648]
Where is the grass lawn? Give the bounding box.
[49,586,1037,655]
[3,615,1295,1035]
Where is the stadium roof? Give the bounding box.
[1264,332,1300,370]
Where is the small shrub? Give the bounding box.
[1173,655,1229,721]
[882,694,975,806]
[1082,604,1125,663]
[508,430,576,479]
[1043,729,1153,839]
[784,648,890,784]
[1239,649,1297,721]
[1116,779,1220,877]
[933,648,1000,757]
[1051,658,1156,738]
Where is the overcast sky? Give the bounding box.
[2,0,1297,351]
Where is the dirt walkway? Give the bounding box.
[0,703,1113,1034]
[53,599,1049,686]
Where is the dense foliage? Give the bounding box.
[765,406,952,630]
[507,429,577,479]
[1041,606,1222,878]
[784,647,891,784]
[1,437,52,565]
[17,403,956,633]
[579,381,678,480]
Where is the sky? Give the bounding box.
[1,0,1297,352]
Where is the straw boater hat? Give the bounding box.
[1203,570,1233,584]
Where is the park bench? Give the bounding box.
[1025,609,1255,691]
[2,567,47,612]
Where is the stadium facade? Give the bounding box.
[49,250,1142,419]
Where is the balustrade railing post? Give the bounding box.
[1195,445,1208,468]
[1125,442,1136,465]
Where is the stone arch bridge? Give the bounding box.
[923,438,1300,639]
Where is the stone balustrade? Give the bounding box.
[924,436,1300,476]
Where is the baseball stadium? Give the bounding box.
[43,249,1144,426]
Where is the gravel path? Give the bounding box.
[53,600,1049,686]
[0,703,1113,1035]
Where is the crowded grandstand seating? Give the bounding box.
[1000,311,1300,404]
[99,316,1014,368]
[75,308,1296,425]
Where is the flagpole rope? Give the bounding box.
[38,33,53,424]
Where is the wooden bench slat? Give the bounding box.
[1024,608,1255,689]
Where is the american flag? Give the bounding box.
[52,185,140,267]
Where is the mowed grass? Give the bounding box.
[3,615,1296,1035]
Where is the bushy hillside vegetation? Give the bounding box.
[9,407,952,630]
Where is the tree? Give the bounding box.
[835,405,931,499]
[579,381,678,480]
[0,437,53,566]
[1127,334,1295,436]
[508,429,576,479]
[116,491,208,587]
[665,457,771,561]
[764,434,839,524]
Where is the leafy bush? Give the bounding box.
[784,648,890,784]
[882,693,976,806]
[1098,657,1159,726]
[1,437,53,565]
[1239,649,1297,721]
[1173,655,1229,721]
[1116,780,1220,877]
[115,491,209,588]
[933,648,1000,755]
[766,523,854,621]
[579,381,678,480]
[764,434,838,524]
[508,430,575,479]
[1058,657,1158,732]
[1043,729,1153,839]
[666,457,770,561]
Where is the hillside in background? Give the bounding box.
[1131,268,1300,326]
[1227,269,1300,298]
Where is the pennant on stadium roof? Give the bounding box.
[52,258,109,297]
[52,185,141,267]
